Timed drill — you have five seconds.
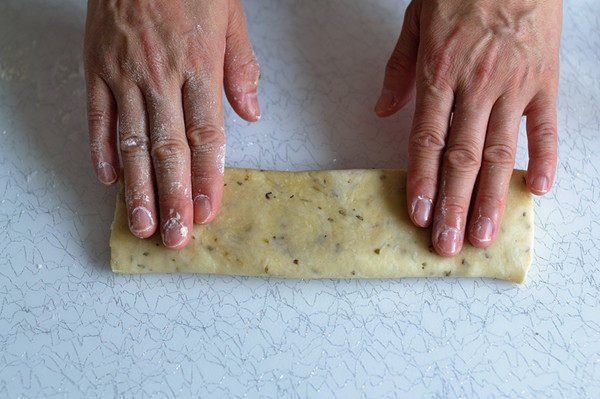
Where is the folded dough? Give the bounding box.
[110,168,534,283]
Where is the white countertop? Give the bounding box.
[1,0,599,396]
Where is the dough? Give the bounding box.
[111,168,534,283]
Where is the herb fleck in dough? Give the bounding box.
[111,168,534,283]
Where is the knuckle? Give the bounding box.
[120,135,150,155]
[225,56,261,92]
[471,57,496,88]
[422,46,454,88]
[144,50,168,82]
[531,121,557,140]
[443,146,481,171]
[85,41,113,67]
[439,200,468,217]
[482,143,515,166]
[386,48,413,77]
[476,192,505,211]
[138,36,176,85]
[407,174,437,194]
[233,57,260,76]
[151,138,189,163]
[409,129,446,152]
[186,124,225,152]
[87,109,110,131]
[507,63,530,91]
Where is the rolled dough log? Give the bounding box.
[110,168,534,283]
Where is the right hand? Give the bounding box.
[375,0,560,257]
[84,0,260,249]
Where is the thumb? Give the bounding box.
[224,0,261,122]
[375,0,420,117]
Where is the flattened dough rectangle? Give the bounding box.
[110,168,534,283]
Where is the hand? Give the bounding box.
[84,0,260,249]
[375,0,561,256]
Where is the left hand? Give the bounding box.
[375,0,562,256]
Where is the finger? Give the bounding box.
[468,96,520,247]
[146,85,193,250]
[374,0,421,117]
[224,0,260,121]
[525,91,558,195]
[432,92,493,257]
[406,84,454,228]
[86,73,119,185]
[115,84,158,238]
[183,74,226,225]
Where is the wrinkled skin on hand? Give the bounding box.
[84,0,260,249]
[375,0,561,257]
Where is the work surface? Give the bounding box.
[1,0,599,397]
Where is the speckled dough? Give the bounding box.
[110,168,534,283]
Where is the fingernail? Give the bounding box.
[411,197,432,226]
[471,216,493,243]
[244,92,261,120]
[162,212,188,248]
[531,176,549,193]
[129,206,154,236]
[194,194,212,224]
[98,162,117,185]
[435,226,460,255]
[374,89,397,115]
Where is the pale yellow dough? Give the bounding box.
[111,168,534,283]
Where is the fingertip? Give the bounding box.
[193,194,214,224]
[468,215,494,248]
[527,174,552,195]
[97,161,118,185]
[129,206,157,239]
[374,88,414,117]
[409,196,433,227]
[432,224,462,257]
[161,208,192,250]
[242,92,261,122]
[374,89,398,117]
